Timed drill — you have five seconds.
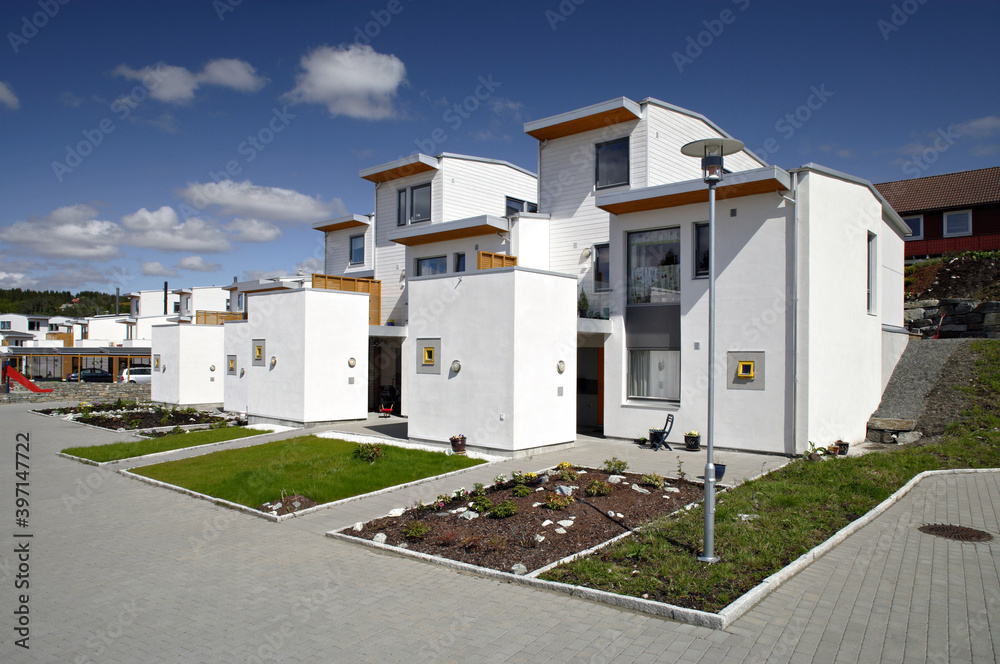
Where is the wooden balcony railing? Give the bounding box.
[905,233,1000,258]
[477,251,517,270]
[311,274,382,325]
[195,310,246,325]
[45,332,74,347]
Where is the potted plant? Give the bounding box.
[837,441,850,456]
[449,434,467,454]
[684,430,701,450]
[713,455,726,482]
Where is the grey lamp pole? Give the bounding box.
[680,137,745,564]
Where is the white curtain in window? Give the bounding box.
[629,349,681,400]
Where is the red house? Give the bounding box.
[875,166,1000,259]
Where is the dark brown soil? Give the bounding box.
[907,254,1000,300]
[346,468,701,574]
[78,411,225,430]
[257,494,318,516]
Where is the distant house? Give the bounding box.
[875,166,1000,259]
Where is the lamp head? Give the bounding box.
[680,138,745,185]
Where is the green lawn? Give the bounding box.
[541,340,1000,612]
[130,436,485,507]
[62,427,268,463]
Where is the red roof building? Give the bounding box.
[875,166,1000,258]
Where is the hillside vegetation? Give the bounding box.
[905,250,1000,301]
[0,289,127,316]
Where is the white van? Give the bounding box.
[120,366,152,384]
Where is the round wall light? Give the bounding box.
[270,356,277,368]
[557,360,566,374]
[451,360,462,374]
[239,368,245,378]
[348,357,357,368]
[209,364,216,372]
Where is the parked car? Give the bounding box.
[64,368,114,383]
[120,366,152,384]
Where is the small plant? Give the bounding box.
[449,434,465,443]
[557,466,579,482]
[159,413,171,426]
[602,456,628,474]
[511,484,531,498]
[511,471,527,485]
[675,456,687,481]
[641,472,665,489]
[404,521,429,540]
[487,535,508,551]
[489,500,518,518]
[472,482,486,496]
[461,535,481,551]
[435,493,452,509]
[584,479,613,497]
[354,442,384,463]
[452,486,469,501]
[494,473,508,488]
[556,461,572,470]
[433,531,458,547]
[471,494,493,513]
[170,425,185,436]
[211,419,229,430]
[523,472,538,483]
[545,492,574,510]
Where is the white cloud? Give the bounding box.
[955,115,1000,138]
[0,271,37,288]
[140,261,177,277]
[42,266,123,291]
[489,97,523,119]
[226,218,282,242]
[973,144,998,156]
[177,255,222,272]
[178,180,344,223]
[243,269,287,281]
[113,58,267,105]
[284,44,406,119]
[0,81,20,110]
[0,204,123,259]
[295,256,323,276]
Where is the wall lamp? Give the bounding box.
[451,360,462,374]
[348,357,357,368]
[270,356,277,368]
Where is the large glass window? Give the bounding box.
[415,256,447,276]
[505,196,538,217]
[903,215,923,240]
[694,223,710,278]
[943,210,971,237]
[628,350,681,400]
[349,234,365,264]
[594,243,610,291]
[396,189,406,227]
[0,321,10,330]
[27,321,40,331]
[410,183,431,223]
[627,228,680,304]
[595,137,629,189]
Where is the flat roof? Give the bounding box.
[524,97,642,140]
[360,153,439,183]
[387,215,509,247]
[313,214,371,233]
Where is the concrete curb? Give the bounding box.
[57,429,279,467]
[118,469,282,522]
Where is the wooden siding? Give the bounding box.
[440,157,537,221]
[311,274,382,325]
[905,233,1000,257]
[195,310,246,325]
[324,224,374,276]
[477,251,517,269]
[45,332,74,347]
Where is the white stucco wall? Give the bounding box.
[404,268,576,453]
[510,214,550,270]
[603,194,793,454]
[151,324,225,405]
[241,289,368,425]
[223,320,250,414]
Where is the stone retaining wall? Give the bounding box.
[0,382,151,405]
[904,298,1000,339]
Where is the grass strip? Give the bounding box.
[541,340,1000,612]
[62,427,268,463]
[130,436,485,507]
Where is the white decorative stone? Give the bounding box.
[534,534,545,543]
[578,470,587,474]
[541,520,553,527]
[535,487,545,492]
[616,513,623,518]
[451,507,467,514]
[373,533,387,544]
[607,475,626,484]
[631,484,650,494]
[557,520,574,528]
[607,510,615,517]
[532,502,543,508]
[554,527,567,534]
[353,522,364,532]
[386,508,406,517]
[664,487,680,493]
[511,563,528,575]
[555,485,577,496]
[459,511,479,521]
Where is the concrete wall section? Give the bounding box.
[223,320,250,414]
[151,324,225,406]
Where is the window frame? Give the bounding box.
[595,137,630,190]
[943,209,972,238]
[0,321,10,330]
[454,252,466,273]
[349,234,365,265]
[396,189,407,227]
[505,196,538,217]
[694,222,710,278]
[902,215,923,241]
[627,348,681,402]
[867,231,877,315]
[415,255,447,277]
[409,183,432,223]
[626,226,681,305]
[593,243,610,292]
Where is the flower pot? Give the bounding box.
[837,442,849,456]
[450,436,467,455]
[714,464,726,482]
[684,434,701,451]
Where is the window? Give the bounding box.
[48,324,58,331]
[27,321,40,331]
[505,197,538,217]
[237,293,245,311]
[415,256,447,277]
[349,234,365,264]
[903,215,923,240]
[595,137,629,189]
[422,347,434,365]
[943,210,971,237]
[694,222,710,278]
[410,183,431,223]
[867,232,877,314]
[454,252,466,273]
[594,244,610,291]
[628,349,681,400]
[396,189,407,227]
[627,228,680,304]
[0,321,10,330]
[173,302,181,313]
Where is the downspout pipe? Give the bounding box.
[790,171,801,455]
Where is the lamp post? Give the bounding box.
[680,137,745,563]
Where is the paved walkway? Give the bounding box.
[2,403,997,662]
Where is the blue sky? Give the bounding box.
[1,0,998,294]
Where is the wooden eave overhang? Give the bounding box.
[524,98,642,141]
[359,154,439,183]
[388,215,508,247]
[313,215,371,233]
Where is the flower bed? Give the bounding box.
[344,463,701,575]
[36,400,241,432]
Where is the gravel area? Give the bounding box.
[915,341,981,436]
[872,338,973,421]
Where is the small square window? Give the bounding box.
[943,210,971,237]
[594,244,610,291]
[454,252,466,273]
[227,355,237,375]
[252,339,266,366]
[349,234,365,264]
[595,137,629,189]
[903,215,923,240]
[423,347,434,365]
[737,361,755,379]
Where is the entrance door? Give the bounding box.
[597,347,604,427]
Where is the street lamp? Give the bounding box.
[680,137,745,563]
